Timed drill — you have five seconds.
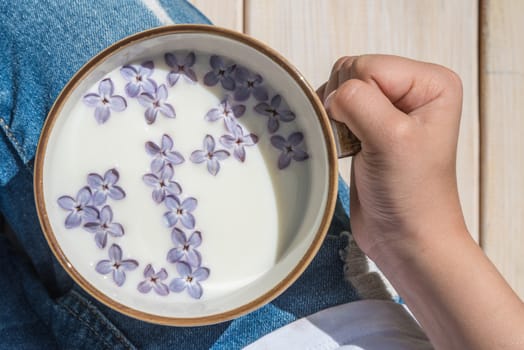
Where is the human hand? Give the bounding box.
[318,55,467,263]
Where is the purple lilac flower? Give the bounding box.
[142,164,182,203]
[254,94,296,133]
[169,262,209,299]
[145,134,185,173]
[163,195,197,229]
[57,187,98,229]
[203,55,236,91]
[137,264,169,296]
[234,66,268,101]
[204,97,246,126]
[270,132,309,169]
[83,205,124,248]
[137,82,175,124]
[87,168,126,206]
[95,244,138,286]
[83,78,127,124]
[166,228,202,267]
[220,123,258,162]
[190,135,230,176]
[165,52,197,85]
[120,61,156,97]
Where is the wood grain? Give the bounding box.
[244,0,479,239]
[189,0,243,31]
[480,0,524,297]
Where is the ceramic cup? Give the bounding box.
[34,25,359,326]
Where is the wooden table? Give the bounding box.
[191,0,524,299]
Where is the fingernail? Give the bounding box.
[324,90,336,111]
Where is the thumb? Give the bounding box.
[325,79,408,152]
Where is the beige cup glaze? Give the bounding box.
[34,25,356,326]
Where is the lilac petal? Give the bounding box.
[288,132,304,145]
[95,260,113,274]
[204,135,215,152]
[95,232,108,248]
[143,264,154,278]
[77,187,92,205]
[141,61,154,72]
[108,186,125,200]
[169,278,186,293]
[271,95,282,108]
[165,151,184,165]
[65,212,82,228]
[184,52,196,66]
[113,269,126,286]
[153,283,170,296]
[157,268,168,280]
[224,117,238,133]
[183,68,197,82]
[187,282,203,299]
[278,152,293,169]
[162,163,174,179]
[214,150,230,161]
[83,222,100,233]
[151,158,165,173]
[207,158,220,176]
[193,267,210,281]
[279,110,296,122]
[164,212,179,227]
[99,206,112,223]
[160,134,173,151]
[82,206,99,221]
[167,248,184,263]
[157,85,168,100]
[234,66,250,82]
[270,135,287,150]
[98,79,114,96]
[152,189,165,203]
[110,96,127,112]
[190,150,207,164]
[171,227,186,245]
[232,104,246,117]
[57,196,75,210]
[210,55,223,69]
[145,141,160,156]
[125,83,141,98]
[141,79,156,94]
[254,102,271,115]
[145,108,157,124]
[143,173,159,187]
[120,259,139,271]
[164,195,180,210]
[181,197,197,212]
[220,134,236,148]
[105,168,119,184]
[95,106,110,124]
[188,231,202,247]
[234,87,250,101]
[293,149,310,161]
[243,133,258,146]
[268,118,279,133]
[120,65,137,81]
[108,223,124,237]
[176,261,191,276]
[205,108,221,122]
[87,173,103,189]
[92,191,106,206]
[158,103,176,118]
[253,86,269,101]
[83,93,101,107]
[203,72,219,86]
[185,250,202,267]
[180,213,195,229]
[138,280,153,293]
[164,52,177,67]
[234,146,246,162]
[167,72,180,86]
[221,76,235,91]
[165,181,182,196]
[137,93,155,107]
[108,244,122,261]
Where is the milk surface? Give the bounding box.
[43,52,313,313]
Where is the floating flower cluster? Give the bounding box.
[142,134,210,299]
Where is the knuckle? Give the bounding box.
[335,79,366,106]
[349,55,372,77]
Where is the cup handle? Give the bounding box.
[330,120,361,158]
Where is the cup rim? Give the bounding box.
[33,24,338,326]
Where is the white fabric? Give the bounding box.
[140,0,174,24]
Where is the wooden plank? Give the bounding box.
[245,0,479,239]
[480,0,524,297]
[189,0,243,31]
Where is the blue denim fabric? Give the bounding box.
[0,1,358,349]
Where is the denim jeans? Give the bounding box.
[0,1,359,348]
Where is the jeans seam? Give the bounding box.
[0,116,27,160]
[56,289,135,350]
